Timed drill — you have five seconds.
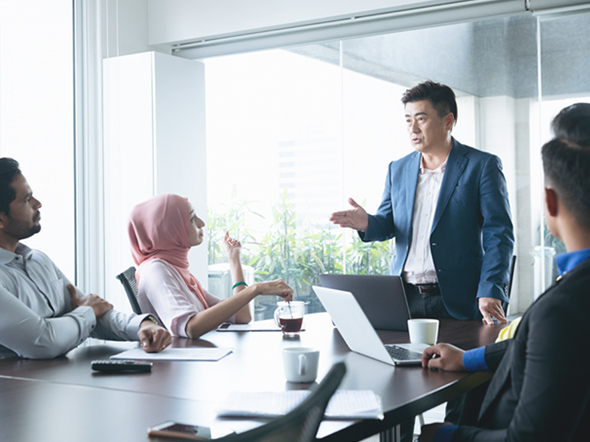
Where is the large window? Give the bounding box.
[0,0,75,277]
[205,49,402,318]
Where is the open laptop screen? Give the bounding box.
[319,274,410,331]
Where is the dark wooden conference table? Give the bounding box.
[0,313,506,442]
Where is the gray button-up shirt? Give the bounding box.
[0,243,146,359]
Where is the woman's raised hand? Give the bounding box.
[223,231,242,261]
[258,279,293,302]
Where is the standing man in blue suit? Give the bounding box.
[331,81,514,325]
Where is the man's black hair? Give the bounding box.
[551,102,590,145]
[0,158,21,215]
[542,138,590,231]
[401,80,458,124]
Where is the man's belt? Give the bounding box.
[408,283,440,295]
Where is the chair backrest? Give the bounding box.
[508,255,517,297]
[503,255,517,312]
[216,362,347,442]
[116,266,142,315]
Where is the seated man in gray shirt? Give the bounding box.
[0,157,171,359]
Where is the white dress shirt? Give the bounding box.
[0,243,147,359]
[403,161,446,285]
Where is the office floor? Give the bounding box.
[360,403,446,441]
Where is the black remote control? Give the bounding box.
[91,359,153,373]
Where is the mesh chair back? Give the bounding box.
[216,362,347,442]
[116,266,141,314]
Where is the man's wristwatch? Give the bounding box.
[142,314,159,326]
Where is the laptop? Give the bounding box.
[319,274,410,331]
[312,286,429,366]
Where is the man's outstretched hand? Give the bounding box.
[329,197,369,231]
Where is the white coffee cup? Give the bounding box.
[407,319,439,345]
[282,347,319,383]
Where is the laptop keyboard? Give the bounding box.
[386,345,423,361]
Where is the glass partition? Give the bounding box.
[535,11,590,299]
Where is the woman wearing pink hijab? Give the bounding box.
[128,194,293,339]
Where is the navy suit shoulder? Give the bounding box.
[451,140,501,160]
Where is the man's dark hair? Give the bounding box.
[551,102,590,145]
[0,158,21,215]
[542,138,590,231]
[401,80,458,123]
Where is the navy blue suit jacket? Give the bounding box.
[360,139,514,319]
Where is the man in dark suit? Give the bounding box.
[330,81,514,325]
[418,112,590,441]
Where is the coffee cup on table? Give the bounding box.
[274,301,305,337]
[282,347,319,383]
[407,318,439,345]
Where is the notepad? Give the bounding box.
[218,390,383,420]
[110,347,233,361]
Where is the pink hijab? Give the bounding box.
[128,194,209,309]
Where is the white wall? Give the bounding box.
[102,0,151,57]
[152,52,208,287]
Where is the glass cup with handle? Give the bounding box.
[274,301,305,337]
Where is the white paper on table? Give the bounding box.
[110,347,233,361]
[217,322,282,332]
[218,390,383,420]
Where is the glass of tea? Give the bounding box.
[274,301,305,337]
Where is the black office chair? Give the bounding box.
[216,362,347,442]
[116,266,142,314]
[503,255,517,313]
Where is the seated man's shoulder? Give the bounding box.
[14,244,51,262]
[525,276,590,337]
[30,249,55,265]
